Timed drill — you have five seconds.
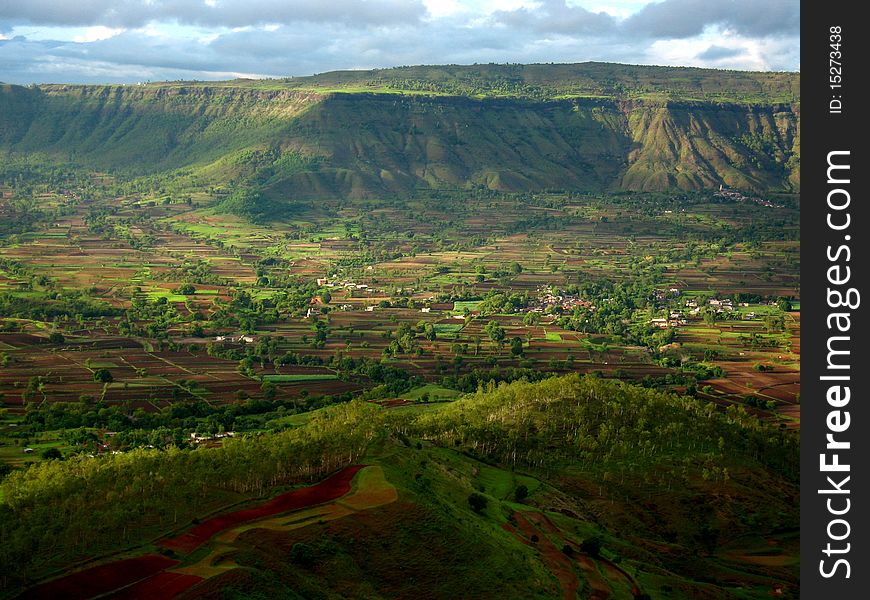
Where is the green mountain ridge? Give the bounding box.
[0,64,799,202]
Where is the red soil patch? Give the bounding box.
[598,555,641,595]
[511,512,579,600]
[509,510,643,599]
[105,571,203,600]
[525,511,562,535]
[160,465,365,553]
[20,555,178,600]
[575,555,612,600]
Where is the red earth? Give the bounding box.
[510,511,580,600]
[19,465,365,600]
[159,464,365,553]
[104,571,204,599]
[20,555,178,600]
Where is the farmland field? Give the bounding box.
[0,180,800,467]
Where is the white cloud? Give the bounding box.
[422,0,464,18]
[0,0,799,84]
[645,25,798,71]
[71,25,124,43]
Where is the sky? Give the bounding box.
[0,0,799,84]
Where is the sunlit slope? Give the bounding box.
[620,101,799,191]
[0,84,323,172]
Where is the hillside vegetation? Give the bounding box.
[116,62,800,103]
[0,63,799,203]
[0,375,798,598]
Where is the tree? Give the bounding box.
[702,307,717,326]
[177,283,196,295]
[581,535,602,557]
[510,337,524,357]
[510,262,523,274]
[93,369,113,383]
[261,381,277,400]
[514,484,529,502]
[40,447,62,460]
[48,332,65,344]
[485,320,506,346]
[320,291,332,304]
[523,312,540,326]
[468,492,488,514]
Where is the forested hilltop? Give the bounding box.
[0,63,799,198]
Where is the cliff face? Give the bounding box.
[0,84,322,171]
[618,100,799,192]
[281,94,799,196]
[0,82,800,197]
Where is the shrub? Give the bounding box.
[581,536,602,557]
[93,369,113,383]
[40,447,62,460]
[468,492,488,514]
[290,542,316,567]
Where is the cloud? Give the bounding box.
[492,0,617,35]
[0,35,266,83]
[72,26,125,43]
[649,31,797,71]
[0,0,428,29]
[0,1,799,84]
[624,0,799,38]
[696,45,744,61]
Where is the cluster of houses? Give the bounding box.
[649,292,767,328]
[190,431,235,444]
[531,294,594,314]
[306,303,353,318]
[524,288,596,314]
[653,288,682,302]
[714,185,781,208]
[316,277,380,294]
[58,188,82,201]
[654,296,766,324]
[650,311,688,329]
[692,297,755,315]
[214,334,257,344]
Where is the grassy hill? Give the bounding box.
[108,62,800,104]
[0,375,799,599]
[0,63,800,205]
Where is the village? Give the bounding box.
[648,292,776,329]
[713,185,782,208]
[525,287,595,314]
[301,278,778,332]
